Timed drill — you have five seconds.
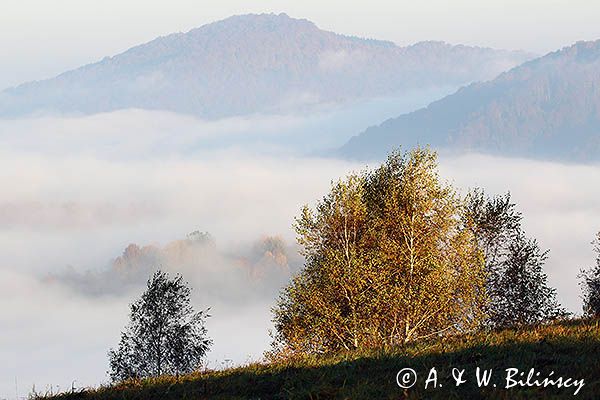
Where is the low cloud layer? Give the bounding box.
[0,89,454,159]
[1,110,599,398]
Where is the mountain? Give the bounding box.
[340,40,600,162]
[0,13,532,119]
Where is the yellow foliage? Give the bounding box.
[270,148,486,358]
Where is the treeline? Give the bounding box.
[107,147,600,381]
[269,148,591,358]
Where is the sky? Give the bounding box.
[2,0,600,89]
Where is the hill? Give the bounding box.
[0,13,532,119]
[340,40,600,162]
[37,318,600,399]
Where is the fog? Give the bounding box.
[1,109,599,398]
[0,87,455,158]
[0,149,358,398]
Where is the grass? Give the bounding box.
[38,318,600,399]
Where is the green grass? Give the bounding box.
[38,318,600,399]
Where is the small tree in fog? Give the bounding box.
[108,270,212,381]
[580,232,600,318]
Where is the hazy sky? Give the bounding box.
[2,0,600,89]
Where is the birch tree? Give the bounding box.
[108,271,212,381]
[465,190,566,328]
[270,148,486,357]
[365,149,485,343]
[580,232,600,318]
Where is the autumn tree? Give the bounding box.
[465,190,566,328]
[364,149,485,344]
[108,270,212,381]
[580,232,600,318]
[270,148,486,357]
[270,174,377,356]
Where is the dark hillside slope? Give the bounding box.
[39,318,600,400]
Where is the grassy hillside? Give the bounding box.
[39,318,600,400]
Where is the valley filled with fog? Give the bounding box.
[1,100,599,396]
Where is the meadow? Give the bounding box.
[37,318,600,400]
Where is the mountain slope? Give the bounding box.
[0,13,532,119]
[36,318,600,399]
[340,40,600,161]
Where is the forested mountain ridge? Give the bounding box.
[340,39,600,161]
[0,13,532,119]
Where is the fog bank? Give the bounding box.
[1,110,599,397]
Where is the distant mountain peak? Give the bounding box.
[0,14,533,119]
[193,12,320,33]
[557,39,600,62]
